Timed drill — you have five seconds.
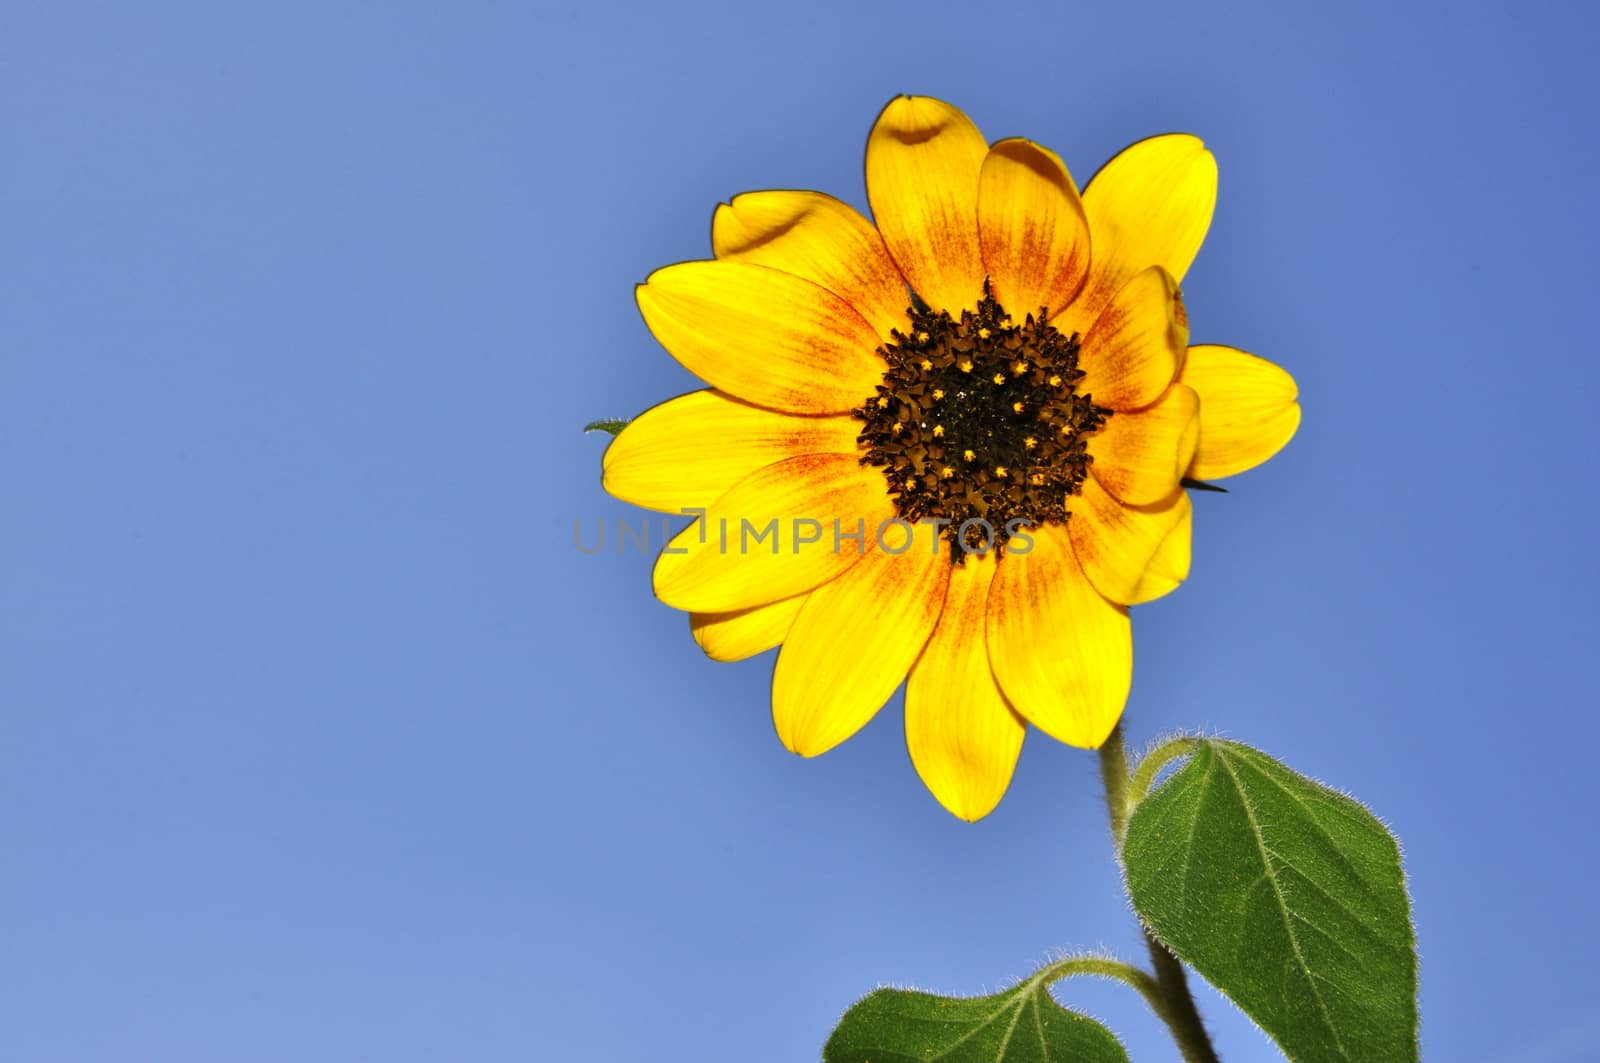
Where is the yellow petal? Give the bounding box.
[603,390,862,513]
[711,190,911,344]
[1078,266,1186,411]
[1182,344,1301,479]
[905,553,1026,821]
[1068,477,1191,605]
[1056,134,1217,336]
[653,454,895,612]
[690,594,807,662]
[986,524,1131,748]
[1087,384,1200,505]
[636,261,884,414]
[977,138,1090,320]
[1128,500,1193,605]
[772,523,950,757]
[865,95,988,316]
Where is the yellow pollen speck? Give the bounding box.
[903,479,918,491]
[978,327,991,339]
[932,388,945,400]
[920,358,933,371]
[1012,401,1026,414]
[1049,374,1062,387]
[916,331,930,343]
[940,466,955,479]
[992,372,1006,385]
[890,422,904,435]
[932,424,945,438]
[876,396,889,408]
[1012,360,1028,375]
[1031,473,1046,485]
[1024,436,1037,449]
[963,449,976,462]
[995,466,1008,478]
[958,359,973,373]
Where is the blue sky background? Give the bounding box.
[5,1,1597,1060]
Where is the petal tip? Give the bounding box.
[1054,713,1121,750]
[946,792,1002,823]
[873,94,969,143]
[776,721,834,759]
[650,545,696,611]
[917,760,1009,822]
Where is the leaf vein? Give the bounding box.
[1214,745,1355,1061]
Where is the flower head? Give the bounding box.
[603,97,1299,820]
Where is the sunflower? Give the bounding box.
[602,96,1299,820]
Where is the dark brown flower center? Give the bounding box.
[854,284,1110,558]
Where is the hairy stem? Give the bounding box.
[1036,955,1165,1017]
[1127,735,1200,807]
[1098,725,1222,1063]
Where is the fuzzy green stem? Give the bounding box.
[1098,725,1135,841]
[1098,725,1221,1063]
[1036,955,1165,1017]
[1128,735,1200,807]
[1143,938,1221,1063]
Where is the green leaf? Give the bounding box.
[1123,739,1417,1063]
[583,418,631,437]
[823,978,1128,1063]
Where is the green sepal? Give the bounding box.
[1123,739,1418,1063]
[582,418,631,436]
[823,981,1128,1063]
